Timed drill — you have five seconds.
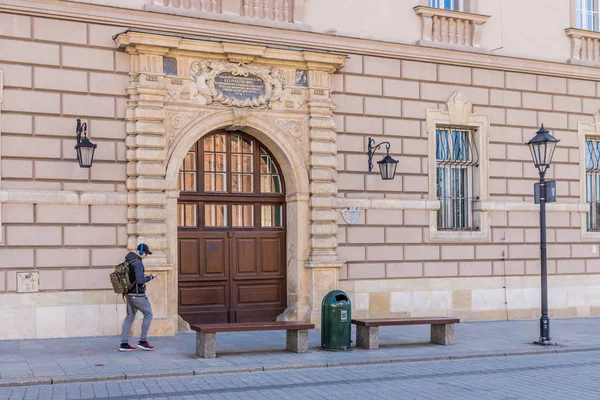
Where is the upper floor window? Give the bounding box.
[585,138,600,231]
[577,0,600,31]
[429,0,462,11]
[435,127,480,231]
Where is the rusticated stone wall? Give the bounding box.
[333,54,600,321]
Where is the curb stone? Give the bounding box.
[51,373,126,385]
[193,367,263,375]
[125,370,194,379]
[1,347,600,388]
[0,378,52,387]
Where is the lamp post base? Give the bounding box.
[533,339,557,346]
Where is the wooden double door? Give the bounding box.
[177,131,287,324]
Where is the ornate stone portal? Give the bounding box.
[115,32,346,333]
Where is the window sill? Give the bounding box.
[414,6,490,50]
[565,28,600,66]
[429,227,490,242]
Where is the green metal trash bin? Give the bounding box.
[321,290,352,351]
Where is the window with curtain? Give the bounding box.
[577,0,600,31]
[435,127,479,231]
[429,0,462,11]
[586,138,600,231]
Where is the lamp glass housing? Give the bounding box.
[526,125,560,173]
[377,155,398,180]
[75,137,97,168]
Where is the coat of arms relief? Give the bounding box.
[184,60,308,110]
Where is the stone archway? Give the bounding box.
[115,31,346,334]
[165,111,311,323]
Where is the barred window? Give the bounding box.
[436,127,479,231]
[429,0,461,11]
[586,138,600,231]
[577,0,600,32]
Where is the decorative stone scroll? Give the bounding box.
[190,60,285,108]
[447,90,472,125]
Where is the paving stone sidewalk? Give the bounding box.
[1,318,600,388]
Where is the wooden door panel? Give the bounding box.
[178,238,199,276]
[179,285,227,307]
[178,281,230,324]
[237,282,282,304]
[233,237,257,274]
[232,279,286,323]
[203,237,227,276]
[260,237,282,274]
[234,307,285,323]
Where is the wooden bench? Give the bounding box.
[351,317,460,349]
[190,321,315,358]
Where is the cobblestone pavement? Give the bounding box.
[1,351,599,399]
[2,318,600,388]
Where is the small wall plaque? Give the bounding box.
[17,272,39,293]
[341,207,361,225]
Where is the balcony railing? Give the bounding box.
[414,6,490,51]
[566,28,600,66]
[146,0,306,29]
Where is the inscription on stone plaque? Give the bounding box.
[214,73,266,101]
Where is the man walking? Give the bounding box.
[119,243,158,352]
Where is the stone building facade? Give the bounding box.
[0,0,599,339]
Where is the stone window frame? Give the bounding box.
[426,90,490,242]
[578,112,600,240]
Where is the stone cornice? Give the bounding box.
[115,31,348,71]
[1,0,600,80]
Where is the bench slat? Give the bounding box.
[191,321,315,333]
[351,317,460,327]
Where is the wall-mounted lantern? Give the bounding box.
[367,138,398,180]
[74,119,97,168]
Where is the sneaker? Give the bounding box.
[137,341,155,351]
[119,343,136,352]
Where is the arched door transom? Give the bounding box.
[177,131,287,324]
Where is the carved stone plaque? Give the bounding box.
[190,61,285,108]
[214,72,266,101]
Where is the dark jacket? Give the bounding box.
[125,252,153,295]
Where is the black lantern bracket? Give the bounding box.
[74,118,97,168]
[76,118,87,144]
[367,137,399,180]
[367,138,390,172]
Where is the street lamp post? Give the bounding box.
[526,124,560,346]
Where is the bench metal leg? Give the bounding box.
[196,332,217,358]
[286,329,308,353]
[430,323,454,345]
[356,326,379,349]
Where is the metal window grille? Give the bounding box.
[429,0,461,11]
[577,0,600,31]
[585,138,600,231]
[436,127,479,231]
